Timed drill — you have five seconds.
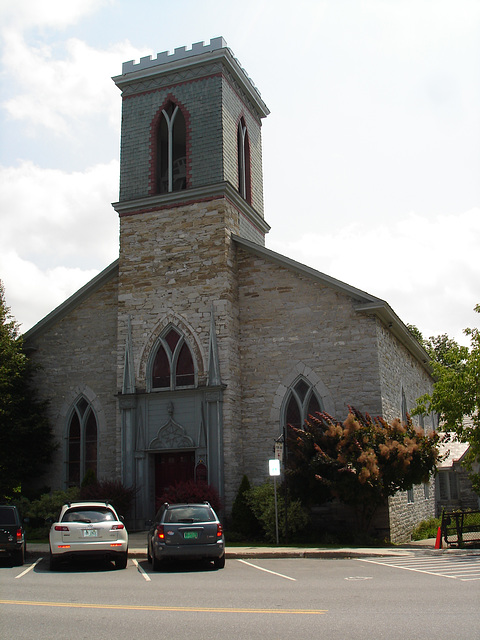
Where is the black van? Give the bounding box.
[0,505,26,565]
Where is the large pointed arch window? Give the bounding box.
[152,327,195,389]
[156,102,187,194]
[237,118,251,203]
[67,397,97,486]
[284,378,322,430]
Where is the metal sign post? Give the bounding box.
[269,459,281,545]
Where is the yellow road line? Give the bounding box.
[0,600,327,615]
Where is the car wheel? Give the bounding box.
[12,545,25,566]
[49,551,59,571]
[115,550,128,570]
[151,551,162,571]
[147,542,152,563]
[214,554,225,569]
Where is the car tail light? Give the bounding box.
[111,524,124,530]
[54,525,69,531]
[217,523,223,538]
[16,528,22,541]
[156,525,165,540]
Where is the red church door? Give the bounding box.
[155,451,195,507]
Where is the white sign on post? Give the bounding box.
[269,458,281,476]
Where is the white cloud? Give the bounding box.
[0,0,112,31]
[267,207,480,343]
[1,31,145,135]
[0,250,100,334]
[0,159,120,331]
[0,160,119,268]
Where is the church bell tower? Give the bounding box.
[110,39,270,520]
[112,36,270,243]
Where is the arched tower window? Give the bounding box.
[67,397,98,486]
[156,102,187,194]
[152,327,195,389]
[284,378,322,430]
[237,118,251,203]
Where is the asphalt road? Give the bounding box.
[1,554,479,639]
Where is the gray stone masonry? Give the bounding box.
[25,276,119,490]
[116,199,243,510]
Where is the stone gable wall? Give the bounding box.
[376,323,436,542]
[376,323,434,427]
[25,277,119,491]
[235,247,385,489]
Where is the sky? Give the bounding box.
[0,0,479,345]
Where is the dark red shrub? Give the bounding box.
[157,481,222,514]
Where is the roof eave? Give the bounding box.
[233,235,432,374]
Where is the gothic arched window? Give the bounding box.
[152,327,195,389]
[67,397,98,486]
[237,118,251,203]
[156,102,187,194]
[284,378,322,430]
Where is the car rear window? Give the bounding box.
[165,506,215,523]
[62,508,117,523]
[0,508,16,525]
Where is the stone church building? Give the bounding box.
[24,38,436,542]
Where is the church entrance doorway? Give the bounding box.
[154,451,195,507]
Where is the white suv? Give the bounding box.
[49,501,128,570]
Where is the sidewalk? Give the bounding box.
[28,533,479,560]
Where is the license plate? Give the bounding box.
[184,531,198,540]
[83,529,97,537]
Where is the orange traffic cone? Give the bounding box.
[434,526,442,549]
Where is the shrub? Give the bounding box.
[246,482,309,543]
[79,480,136,517]
[412,516,442,541]
[25,487,80,522]
[230,475,260,539]
[157,481,222,514]
[20,487,80,539]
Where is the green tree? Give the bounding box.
[413,304,480,493]
[287,407,441,533]
[231,475,260,539]
[0,281,57,501]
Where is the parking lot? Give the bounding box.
[1,552,479,640]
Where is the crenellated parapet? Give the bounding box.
[121,37,228,74]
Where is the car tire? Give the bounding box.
[12,545,25,566]
[49,551,59,571]
[151,551,162,571]
[214,554,225,569]
[147,542,152,563]
[115,550,128,570]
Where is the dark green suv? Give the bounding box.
[147,502,225,570]
[0,505,26,565]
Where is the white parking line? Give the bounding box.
[132,558,151,581]
[15,557,43,579]
[358,556,480,581]
[237,559,296,581]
